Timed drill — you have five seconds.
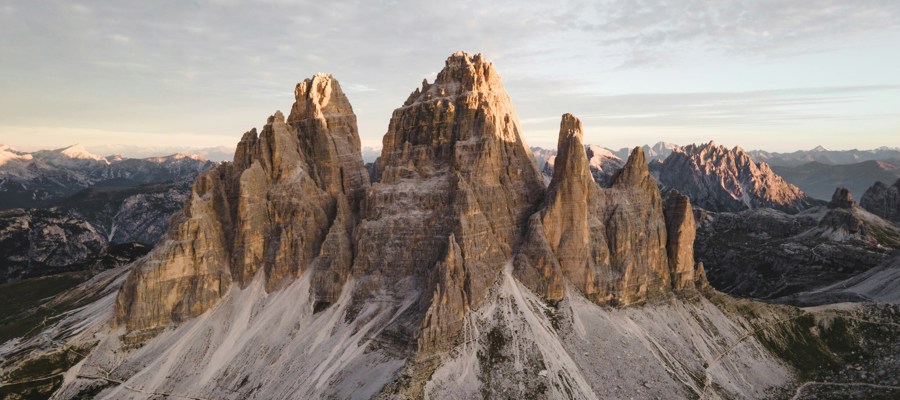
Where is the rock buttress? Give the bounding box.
[116,75,369,333]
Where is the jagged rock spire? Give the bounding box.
[663,190,697,290]
[515,113,694,305]
[116,73,369,332]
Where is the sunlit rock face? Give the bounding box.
[357,51,546,355]
[660,141,811,213]
[116,74,369,332]
[115,53,708,337]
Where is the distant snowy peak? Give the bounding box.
[142,153,209,163]
[584,144,617,162]
[747,146,900,167]
[0,145,215,209]
[28,144,110,169]
[57,144,106,161]
[0,143,33,166]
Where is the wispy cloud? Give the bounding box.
[0,0,898,153]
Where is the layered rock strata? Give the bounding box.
[513,114,703,305]
[116,75,369,332]
[115,52,706,354]
[357,52,547,354]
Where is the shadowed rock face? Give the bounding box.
[664,190,697,290]
[829,187,855,209]
[861,179,900,223]
[696,187,900,301]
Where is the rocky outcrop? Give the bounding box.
[663,190,697,290]
[861,179,900,223]
[357,52,546,355]
[110,52,706,394]
[113,52,710,349]
[659,141,811,213]
[116,75,370,332]
[514,114,703,306]
[829,187,855,209]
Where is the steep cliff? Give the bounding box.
[116,75,369,333]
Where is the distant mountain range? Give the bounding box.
[748,145,900,167]
[772,160,900,200]
[0,144,213,209]
[86,144,236,161]
[532,142,900,203]
[0,144,213,282]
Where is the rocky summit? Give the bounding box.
[116,73,370,332]
[659,141,811,213]
[861,178,900,223]
[7,52,900,400]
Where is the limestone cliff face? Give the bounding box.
[115,53,703,346]
[116,170,232,332]
[116,75,369,332]
[354,52,546,352]
[514,114,702,306]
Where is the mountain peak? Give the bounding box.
[611,147,651,188]
[558,113,583,142]
[829,187,855,209]
[288,74,353,126]
[58,144,104,161]
[811,145,828,152]
[403,51,502,108]
[660,141,810,212]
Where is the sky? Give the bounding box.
[1,0,899,157]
